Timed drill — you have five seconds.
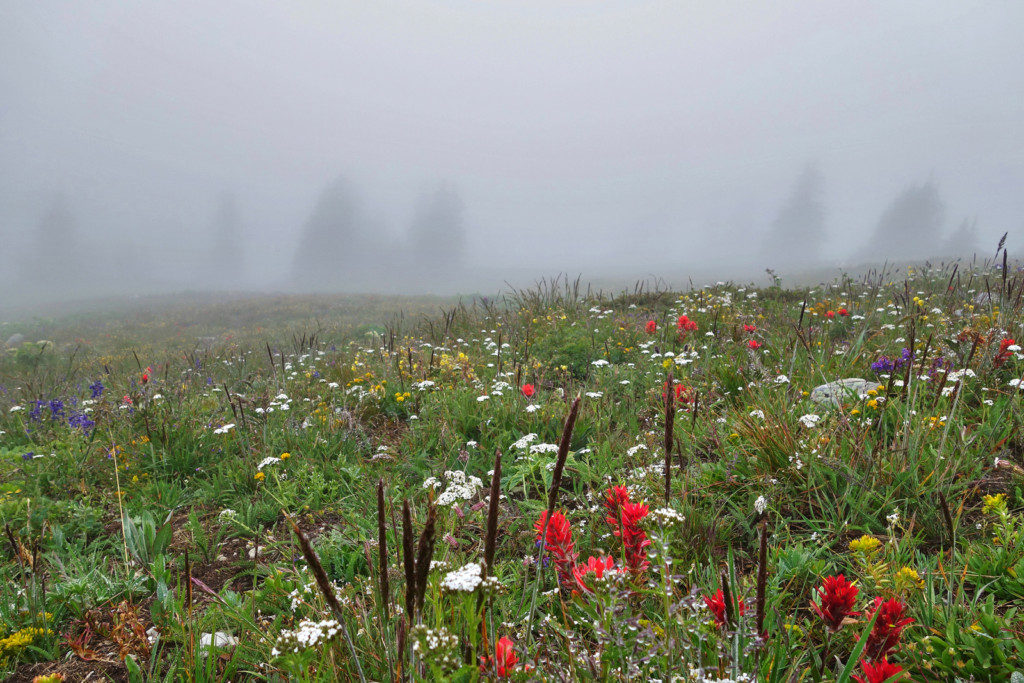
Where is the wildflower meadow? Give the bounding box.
[2,262,1024,681]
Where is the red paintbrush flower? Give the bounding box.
[141,366,152,384]
[677,315,698,332]
[617,501,651,576]
[865,597,914,659]
[839,308,849,316]
[747,339,762,350]
[534,510,577,588]
[662,381,693,404]
[645,320,657,334]
[811,574,859,631]
[852,657,904,683]
[573,555,617,593]
[479,635,519,677]
[825,310,836,319]
[521,383,535,398]
[742,324,757,333]
[703,588,747,629]
[603,485,630,532]
[995,338,1016,367]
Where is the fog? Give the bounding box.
[2,2,1023,304]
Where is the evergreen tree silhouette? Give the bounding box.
[292,176,377,287]
[863,180,945,260]
[409,184,466,270]
[211,191,244,287]
[763,164,825,268]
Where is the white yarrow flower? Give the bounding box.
[754,495,768,515]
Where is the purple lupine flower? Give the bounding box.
[49,399,65,420]
[929,356,952,378]
[90,380,104,398]
[68,412,96,434]
[871,356,895,374]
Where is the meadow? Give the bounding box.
[1,264,1023,682]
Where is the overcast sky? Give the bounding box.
[2,1,1023,294]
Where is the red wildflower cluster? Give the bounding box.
[534,511,578,588]
[573,555,617,593]
[479,636,520,678]
[141,366,152,384]
[677,315,698,332]
[617,502,651,576]
[645,320,657,334]
[811,574,859,631]
[747,339,762,350]
[825,310,836,319]
[521,383,535,398]
[603,486,630,534]
[839,307,850,316]
[703,588,747,629]
[742,324,757,333]
[865,597,914,659]
[601,486,650,578]
[995,338,1016,367]
[662,381,693,404]
[852,657,904,683]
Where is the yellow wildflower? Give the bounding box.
[982,493,1007,515]
[849,535,882,554]
[896,566,924,589]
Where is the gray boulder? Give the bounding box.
[811,378,874,406]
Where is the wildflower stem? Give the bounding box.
[664,370,674,504]
[526,394,581,647]
[376,479,390,620]
[285,511,367,683]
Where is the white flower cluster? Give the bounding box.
[529,443,559,455]
[649,507,686,527]
[257,456,281,471]
[947,368,976,383]
[287,579,316,610]
[798,414,820,428]
[213,423,235,434]
[218,508,238,522]
[423,470,483,506]
[271,618,341,656]
[510,433,538,450]
[754,495,768,515]
[255,393,294,414]
[440,562,483,592]
[411,625,459,655]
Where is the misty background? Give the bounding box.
[2,2,1023,303]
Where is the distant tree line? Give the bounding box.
[290,176,467,288]
[762,163,981,268]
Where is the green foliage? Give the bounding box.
[2,266,1024,678]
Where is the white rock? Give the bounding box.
[199,631,238,654]
[810,378,873,406]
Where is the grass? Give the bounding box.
[1,262,1024,681]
